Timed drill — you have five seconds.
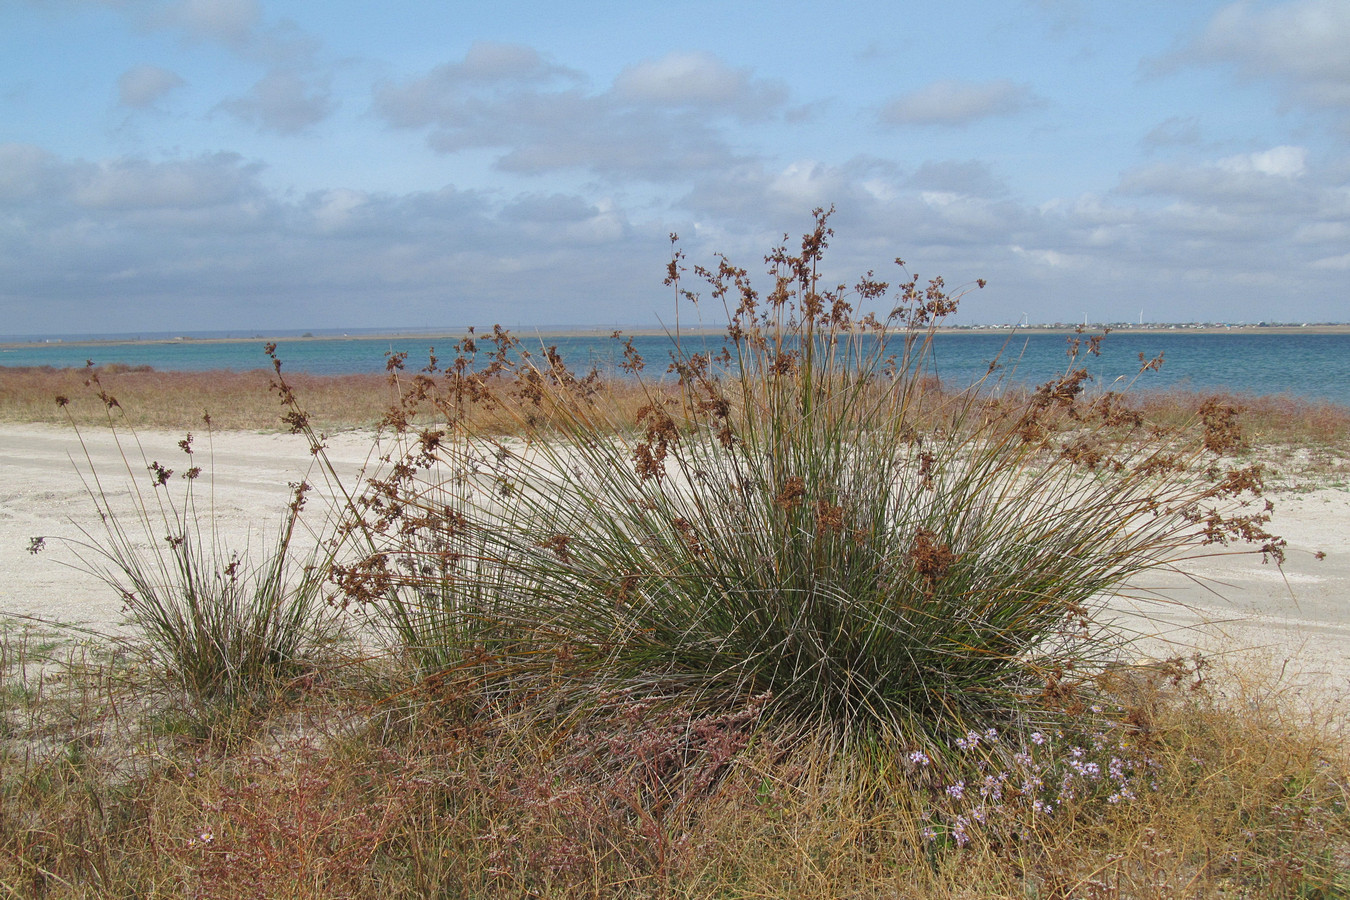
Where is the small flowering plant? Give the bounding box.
[920,716,1161,851]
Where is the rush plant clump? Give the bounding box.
[43,364,341,716]
[278,209,1283,752]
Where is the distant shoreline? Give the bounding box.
[5,322,1349,351]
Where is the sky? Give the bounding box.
[2,0,1348,335]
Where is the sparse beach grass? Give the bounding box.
[4,212,1348,897]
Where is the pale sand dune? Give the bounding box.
[2,423,1347,700]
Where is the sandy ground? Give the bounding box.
[0,423,380,629]
[1110,488,1350,705]
[2,423,1347,701]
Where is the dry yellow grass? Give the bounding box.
[2,632,1346,898]
[0,365,394,430]
[5,365,1348,459]
[1133,388,1350,447]
[0,364,673,434]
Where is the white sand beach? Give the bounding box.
[2,423,1347,700]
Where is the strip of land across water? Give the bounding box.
[5,321,1350,350]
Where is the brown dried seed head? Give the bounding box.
[1138,350,1165,373]
[633,402,679,482]
[633,444,663,481]
[769,351,798,376]
[612,573,641,607]
[1199,397,1245,454]
[1060,437,1105,470]
[672,517,705,556]
[910,527,958,583]
[917,450,936,488]
[775,476,806,510]
[539,533,572,563]
[814,500,845,533]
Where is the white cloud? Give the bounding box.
[1059,148,1350,305]
[217,69,334,134]
[309,188,368,233]
[68,0,335,131]
[0,143,59,202]
[1295,221,1350,243]
[373,44,786,182]
[919,191,961,208]
[29,0,260,44]
[458,42,565,82]
[154,0,260,45]
[3,142,1345,329]
[70,153,264,210]
[880,79,1041,127]
[1217,145,1307,177]
[612,52,786,118]
[767,161,857,209]
[8,4,1350,331]
[373,42,580,128]
[678,158,896,230]
[0,146,665,332]
[906,160,1008,198]
[500,194,628,245]
[117,64,185,108]
[1141,116,1202,149]
[1011,245,1077,268]
[1311,251,1350,270]
[500,193,599,224]
[1118,147,1319,209]
[1173,0,1350,111]
[1025,0,1086,31]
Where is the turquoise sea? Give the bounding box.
[2,330,1347,405]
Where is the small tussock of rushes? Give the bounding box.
[41,367,344,721]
